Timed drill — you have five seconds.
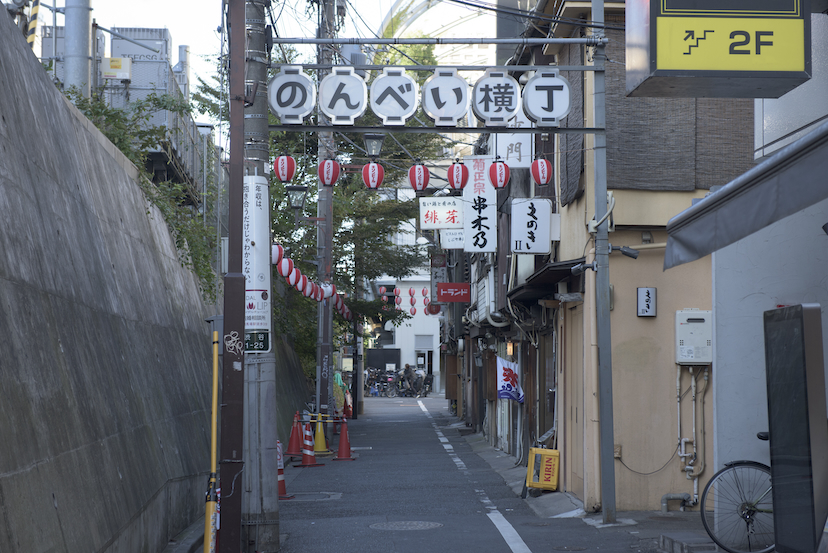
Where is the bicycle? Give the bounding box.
[700,432,774,553]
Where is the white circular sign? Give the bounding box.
[522,70,571,127]
[267,66,316,124]
[318,67,368,125]
[370,67,419,126]
[421,68,469,127]
[472,69,521,127]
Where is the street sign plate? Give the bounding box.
[244,331,270,352]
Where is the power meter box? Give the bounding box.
[675,309,713,365]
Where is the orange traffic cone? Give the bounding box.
[277,441,294,499]
[285,412,303,457]
[296,422,323,467]
[333,417,355,461]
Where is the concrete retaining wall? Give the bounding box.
[0,13,213,553]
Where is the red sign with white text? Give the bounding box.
[436,283,471,303]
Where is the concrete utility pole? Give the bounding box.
[241,0,280,551]
[591,0,617,525]
[316,0,335,423]
[64,0,91,97]
[219,0,247,551]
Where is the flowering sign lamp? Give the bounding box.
[362,133,386,189]
[447,159,469,190]
[489,157,511,189]
[274,155,296,183]
[408,162,430,192]
[362,162,384,189]
[530,158,552,186]
[317,159,341,187]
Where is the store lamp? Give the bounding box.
[285,184,308,211]
[364,133,385,159]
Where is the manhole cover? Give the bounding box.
[370,521,444,531]
[552,547,587,551]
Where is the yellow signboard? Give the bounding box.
[656,17,805,72]
[626,0,811,97]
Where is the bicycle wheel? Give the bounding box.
[385,385,397,398]
[701,462,774,553]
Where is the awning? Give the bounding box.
[664,119,828,270]
[507,258,585,303]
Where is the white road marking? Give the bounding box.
[418,400,533,553]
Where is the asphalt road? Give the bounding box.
[278,396,697,553]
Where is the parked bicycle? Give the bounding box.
[700,431,774,553]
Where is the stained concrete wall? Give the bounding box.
[0,12,213,553]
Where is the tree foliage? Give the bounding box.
[65,88,219,302]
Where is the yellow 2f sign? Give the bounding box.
[657,17,806,72]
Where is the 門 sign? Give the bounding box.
[626,0,811,98]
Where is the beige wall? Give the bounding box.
[556,228,714,510]
[607,230,713,510]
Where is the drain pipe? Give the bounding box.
[663,365,692,513]
[661,493,691,513]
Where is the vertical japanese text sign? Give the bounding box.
[243,176,272,352]
[511,198,555,254]
[463,155,497,253]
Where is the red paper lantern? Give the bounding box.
[489,159,511,189]
[409,288,415,296]
[318,159,341,186]
[447,161,469,190]
[394,288,400,296]
[362,162,384,189]
[424,297,431,306]
[531,158,553,186]
[410,307,417,315]
[274,155,296,183]
[379,286,386,295]
[395,296,402,305]
[272,244,284,266]
[422,287,428,296]
[426,303,441,315]
[410,297,416,306]
[295,274,307,292]
[277,258,294,277]
[408,164,430,192]
[287,268,301,286]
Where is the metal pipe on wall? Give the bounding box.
[64,0,90,97]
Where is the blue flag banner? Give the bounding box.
[497,356,524,403]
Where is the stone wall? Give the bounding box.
[0,12,213,552]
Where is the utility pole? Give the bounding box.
[591,0,617,525]
[241,0,280,551]
[219,0,246,551]
[316,0,336,424]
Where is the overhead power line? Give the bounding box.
[446,0,626,32]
